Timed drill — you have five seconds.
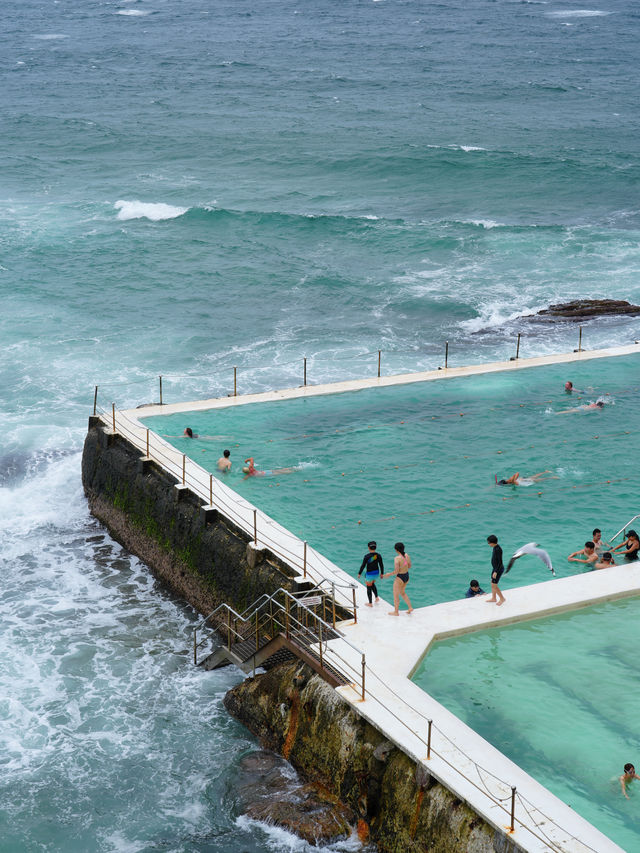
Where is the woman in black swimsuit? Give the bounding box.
[611,529,640,562]
[384,542,413,616]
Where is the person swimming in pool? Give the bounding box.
[242,457,299,479]
[558,400,606,414]
[496,470,554,486]
[183,427,199,438]
[620,763,640,799]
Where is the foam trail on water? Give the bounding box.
[114,200,188,221]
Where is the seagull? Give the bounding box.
[506,542,555,576]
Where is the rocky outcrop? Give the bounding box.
[524,299,640,322]
[224,660,524,853]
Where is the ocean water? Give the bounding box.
[2,0,640,849]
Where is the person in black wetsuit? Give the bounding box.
[486,534,506,606]
[358,541,384,607]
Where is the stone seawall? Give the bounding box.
[81,418,299,616]
[81,418,522,853]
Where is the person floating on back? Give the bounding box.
[486,535,505,606]
[465,579,485,598]
[358,541,384,607]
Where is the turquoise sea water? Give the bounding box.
[147,354,640,607]
[413,598,640,852]
[3,0,640,849]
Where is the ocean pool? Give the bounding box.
[142,353,640,608]
[412,597,640,852]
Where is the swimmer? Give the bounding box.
[217,449,231,472]
[611,529,640,562]
[564,380,575,393]
[184,427,199,438]
[383,542,413,615]
[242,457,299,479]
[465,579,485,598]
[595,552,616,570]
[496,470,554,486]
[358,540,384,607]
[558,400,605,414]
[620,764,640,799]
[591,528,610,554]
[567,541,598,567]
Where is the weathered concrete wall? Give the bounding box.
[81,419,299,616]
[224,660,524,853]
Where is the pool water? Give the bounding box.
[143,354,640,608]
[412,597,640,852]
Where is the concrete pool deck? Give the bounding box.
[105,343,640,853]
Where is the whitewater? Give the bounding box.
[1,0,639,849]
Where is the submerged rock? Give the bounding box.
[230,750,354,844]
[524,299,640,322]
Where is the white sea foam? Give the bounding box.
[547,10,611,17]
[114,200,188,221]
[116,9,151,16]
[32,33,69,40]
[235,815,362,851]
[456,145,487,152]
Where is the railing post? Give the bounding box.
[331,582,336,629]
[255,609,259,651]
[93,385,98,416]
[227,609,231,651]
[303,357,307,387]
[352,586,357,623]
[209,473,213,505]
[515,333,521,360]
[303,541,307,578]
[578,325,583,352]
[377,350,381,378]
[509,787,516,832]
[233,366,237,396]
[361,654,365,701]
[112,402,116,432]
[146,428,150,458]
[318,621,323,668]
[285,596,290,639]
[193,629,197,666]
[253,509,257,544]
[427,719,433,759]
[159,375,163,405]
[182,454,186,485]
[445,341,449,369]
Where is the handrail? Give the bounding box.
[609,513,640,543]
[94,405,358,610]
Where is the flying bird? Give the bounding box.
[506,542,555,576]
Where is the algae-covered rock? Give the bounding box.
[224,661,524,853]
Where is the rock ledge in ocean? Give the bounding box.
[524,299,640,322]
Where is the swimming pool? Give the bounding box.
[142,353,640,608]
[411,596,640,852]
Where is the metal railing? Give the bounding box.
[193,586,367,700]
[94,405,360,612]
[609,513,640,543]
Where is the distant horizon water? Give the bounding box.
[2,0,639,850]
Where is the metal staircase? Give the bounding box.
[193,586,365,694]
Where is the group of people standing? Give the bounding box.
[358,541,413,616]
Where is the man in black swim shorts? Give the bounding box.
[486,534,505,606]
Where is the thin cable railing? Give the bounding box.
[94,405,359,612]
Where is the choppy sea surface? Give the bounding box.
[2,0,640,849]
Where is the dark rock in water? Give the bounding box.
[231,750,354,844]
[525,299,640,322]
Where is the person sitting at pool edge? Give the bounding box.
[465,579,485,598]
[595,552,616,570]
[567,541,598,566]
[217,449,231,472]
[620,763,640,799]
[611,529,640,562]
